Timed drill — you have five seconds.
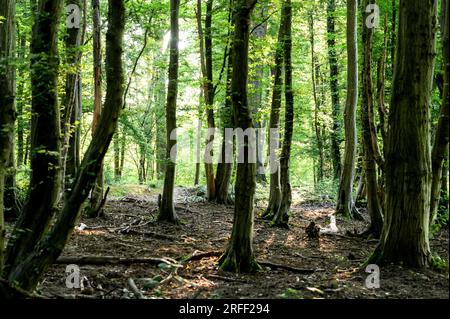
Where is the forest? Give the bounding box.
[0,0,448,300]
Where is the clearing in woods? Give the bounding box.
[24,186,449,299]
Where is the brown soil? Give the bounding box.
[30,187,448,299]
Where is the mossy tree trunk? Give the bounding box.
[0,0,16,271]
[219,0,260,273]
[272,0,293,228]
[361,0,383,238]
[368,0,437,268]
[6,0,125,290]
[86,0,104,218]
[430,0,449,228]
[263,0,286,220]
[4,0,63,276]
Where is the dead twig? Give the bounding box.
[257,261,318,274]
[127,278,146,299]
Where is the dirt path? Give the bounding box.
[37,188,449,299]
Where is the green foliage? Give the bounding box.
[431,192,449,236]
[431,254,449,273]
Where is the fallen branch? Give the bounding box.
[181,250,222,263]
[257,261,318,274]
[55,256,182,268]
[119,229,178,241]
[205,274,246,283]
[127,278,146,299]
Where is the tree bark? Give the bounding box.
[86,0,104,217]
[272,0,293,228]
[6,0,126,290]
[250,4,268,184]
[215,0,234,205]
[335,0,360,219]
[360,0,383,238]
[309,11,324,184]
[326,0,342,181]
[263,1,286,220]
[0,0,16,271]
[4,0,63,276]
[218,0,260,273]
[61,0,85,199]
[430,0,449,228]
[158,0,180,224]
[369,0,437,268]
[196,0,216,201]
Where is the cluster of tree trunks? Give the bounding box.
[369,0,437,267]
[1,0,126,291]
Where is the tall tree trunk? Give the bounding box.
[158,0,180,224]
[263,1,286,219]
[196,0,216,201]
[0,0,16,271]
[272,0,293,228]
[368,0,437,268]
[6,0,126,290]
[62,0,85,198]
[430,0,449,228]
[336,0,360,219]
[114,130,121,181]
[360,0,384,238]
[250,4,268,184]
[326,0,342,181]
[16,35,26,168]
[309,11,324,184]
[4,0,63,276]
[215,0,234,205]
[219,0,260,273]
[86,0,104,217]
[194,87,202,186]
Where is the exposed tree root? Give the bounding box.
[55,256,182,268]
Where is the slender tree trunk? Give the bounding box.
[250,4,268,184]
[309,12,324,184]
[0,0,16,271]
[86,0,104,217]
[263,2,286,219]
[430,0,449,228]
[5,0,63,276]
[272,0,293,228]
[158,0,180,224]
[16,35,26,168]
[196,0,216,201]
[215,1,234,204]
[194,88,202,186]
[219,0,260,273]
[360,0,383,238]
[336,0,360,219]
[114,130,121,181]
[61,0,85,199]
[368,0,437,268]
[326,0,342,181]
[430,0,450,226]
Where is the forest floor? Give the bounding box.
[23,186,449,299]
